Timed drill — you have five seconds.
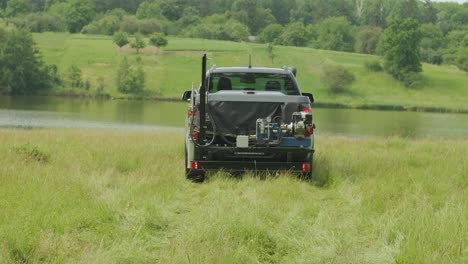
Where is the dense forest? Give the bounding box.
[1,0,467,69]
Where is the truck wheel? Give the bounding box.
[186,170,206,183]
[185,146,205,183]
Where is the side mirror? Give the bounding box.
[302,92,314,103]
[182,90,192,101]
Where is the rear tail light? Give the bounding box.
[301,105,312,114]
[302,163,311,173]
[190,161,199,170]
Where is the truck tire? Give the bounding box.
[185,145,205,183]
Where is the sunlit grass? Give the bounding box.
[32,33,468,111]
[0,129,466,263]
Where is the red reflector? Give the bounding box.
[192,132,199,140]
[302,163,311,173]
[301,106,312,114]
[190,161,199,170]
[304,126,314,138]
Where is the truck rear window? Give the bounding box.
[208,73,300,95]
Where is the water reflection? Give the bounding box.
[1,96,467,139]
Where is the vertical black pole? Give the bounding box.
[199,54,207,145]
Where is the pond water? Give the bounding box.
[1,96,468,139]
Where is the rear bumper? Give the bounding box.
[195,160,310,173]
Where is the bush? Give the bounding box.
[259,24,284,43]
[138,19,163,35]
[321,64,355,93]
[364,60,383,72]
[421,49,443,65]
[277,22,309,47]
[81,14,120,35]
[120,16,139,34]
[113,31,129,49]
[67,65,83,88]
[149,32,168,50]
[116,57,145,94]
[401,72,423,88]
[10,13,66,32]
[355,26,382,54]
[181,20,249,42]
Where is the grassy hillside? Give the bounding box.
[33,33,468,112]
[0,129,466,263]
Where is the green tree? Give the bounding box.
[149,32,168,53]
[231,0,276,35]
[278,22,308,47]
[131,34,146,53]
[259,24,284,43]
[289,0,314,25]
[314,17,355,52]
[116,57,145,94]
[117,57,130,93]
[443,30,468,72]
[378,19,422,86]
[355,26,382,54]
[0,28,57,94]
[136,1,161,19]
[5,0,29,17]
[388,0,420,22]
[113,31,129,49]
[64,0,95,33]
[312,0,354,23]
[421,0,437,24]
[362,0,388,27]
[224,19,250,41]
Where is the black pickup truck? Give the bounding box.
[182,55,315,182]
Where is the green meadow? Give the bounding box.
[33,33,468,112]
[0,129,466,263]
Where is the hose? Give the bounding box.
[189,105,216,148]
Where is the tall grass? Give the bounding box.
[0,129,466,263]
[32,33,468,111]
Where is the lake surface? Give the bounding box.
[1,96,468,139]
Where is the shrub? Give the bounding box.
[130,34,146,53]
[9,13,66,32]
[120,16,139,34]
[113,31,129,49]
[364,60,383,72]
[421,49,443,65]
[116,57,145,94]
[138,19,163,35]
[355,26,382,54]
[67,65,83,88]
[321,64,355,93]
[401,72,423,88]
[259,24,284,43]
[149,32,168,51]
[14,143,50,163]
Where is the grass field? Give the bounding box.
[32,33,468,112]
[0,129,466,263]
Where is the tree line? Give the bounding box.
[1,0,467,71]
[0,0,467,95]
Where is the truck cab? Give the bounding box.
[183,56,315,182]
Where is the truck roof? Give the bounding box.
[209,67,293,75]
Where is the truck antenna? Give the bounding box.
[249,54,252,68]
